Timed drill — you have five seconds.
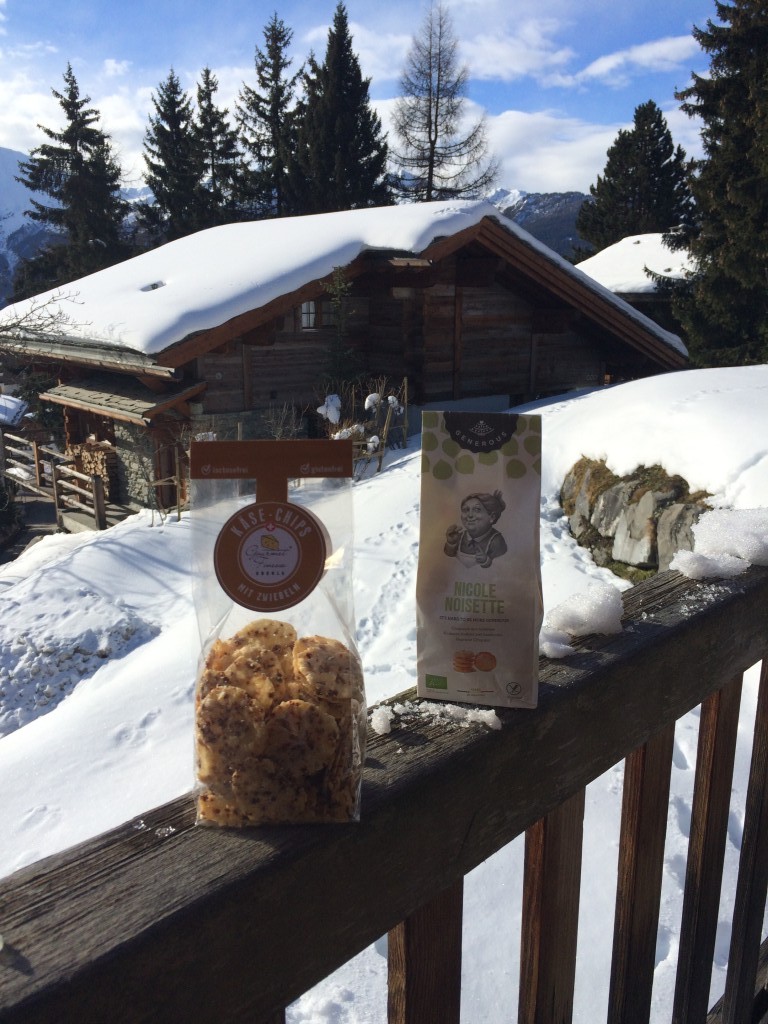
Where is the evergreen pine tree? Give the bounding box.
[14,63,129,297]
[391,1,497,202]
[139,69,206,243]
[195,67,244,227]
[236,14,301,218]
[288,2,390,213]
[667,0,768,366]
[575,100,693,253]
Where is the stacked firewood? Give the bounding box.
[67,442,119,501]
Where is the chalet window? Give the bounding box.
[300,299,337,330]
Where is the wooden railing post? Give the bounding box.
[720,659,768,1024]
[51,463,63,528]
[673,675,743,1024]
[608,722,675,1024]
[91,474,107,530]
[31,439,43,487]
[519,786,585,1024]
[388,879,464,1024]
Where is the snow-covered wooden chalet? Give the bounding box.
[0,200,687,510]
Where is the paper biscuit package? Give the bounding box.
[416,411,543,709]
[189,439,366,826]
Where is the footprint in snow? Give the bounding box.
[20,804,62,833]
[672,795,692,839]
[111,708,161,748]
[672,739,691,771]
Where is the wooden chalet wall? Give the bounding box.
[191,247,667,422]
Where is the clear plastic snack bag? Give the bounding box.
[189,439,365,826]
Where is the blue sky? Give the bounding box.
[0,0,712,194]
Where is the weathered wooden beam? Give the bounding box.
[674,674,743,1024]
[608,722,675,1024]
[720,659,768,1024]
[388,879,464,1024]
[519,787,586,1023]
[1,568,767,1024]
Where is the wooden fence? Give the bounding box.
[52,462,107,530]
[1,566,767,1023]
[0,429,67,498]
[0,430,111,530]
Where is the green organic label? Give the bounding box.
[425,674,448,690]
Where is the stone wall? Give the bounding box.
[561,457,711,576]
[113,422,154,509]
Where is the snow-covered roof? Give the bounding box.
[576,233,695,294]
[0,201,686,363]
[0,202,498,357]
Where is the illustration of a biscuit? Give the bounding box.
[474,651,497,672]
[452,650,476,672]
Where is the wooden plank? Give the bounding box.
[388,879,464,1024]
[1,568,767,1024]
[720,659,768,1024]
[608,722,676,1024]
[519,787,586,1023]
[673,674,743,1024]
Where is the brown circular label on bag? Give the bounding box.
[213,501,328,611]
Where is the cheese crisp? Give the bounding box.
[195,618,365,825]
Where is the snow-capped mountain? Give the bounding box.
[0,147,60,306]
[489,188,591,260]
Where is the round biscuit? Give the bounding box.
[263,699,339,776]
[293,635,364,700]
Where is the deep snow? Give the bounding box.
[2,364,767,1022]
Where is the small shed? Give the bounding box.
[0,201,687,508]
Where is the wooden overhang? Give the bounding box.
[39,376,206,426]
[144,214,686,374]
[0,332,180,379]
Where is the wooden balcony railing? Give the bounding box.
[1,566,767,1024]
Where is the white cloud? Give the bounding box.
[486,99,704,194]
[0,39,58,61]
[102,59,132,79]
[348,21,411,84]
[462,20,574,82]
[296,15,409,87]
[96,86,153,182]
[0,71,60,154]
[547,35,701,89]
[488,108,619,193]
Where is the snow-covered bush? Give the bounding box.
[314,376,408,474]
